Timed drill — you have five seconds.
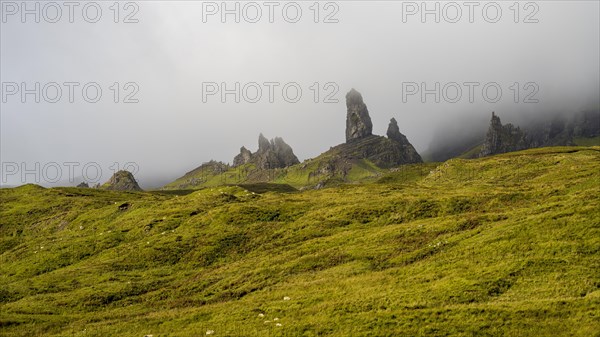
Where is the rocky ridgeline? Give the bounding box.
[233,134,300,170]
[479,112,528,157]
[165,88,423,189]
[101,170,143,191]
[479,110,600,157]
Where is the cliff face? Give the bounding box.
[233,134,300,170]
[480,112,528,157]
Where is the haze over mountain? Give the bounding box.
[164,89,422,190]
[1,2,598,188]
[1,3,599,335]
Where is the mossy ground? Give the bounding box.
[1,147,599,336]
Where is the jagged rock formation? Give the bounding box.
[428,110,599,161]
[258,133,271,151]
[386,117,403,142]
[346,89,373,142]
[233,134,300,170]
[268,136,301,168]
[327,90,423,168]
[76,182,89,188]
[102,170,142,191]
[165,89,422,190]
[479,112,528,157]
[297,89,423,188]
[386,118,423,163]
[233,146,252,167]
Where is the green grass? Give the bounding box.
[457,144,483,159]
[165,150,385,190]
[573,136,600,147]
[1,146,599,336]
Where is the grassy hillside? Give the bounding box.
[573,135,600,147]
[457,144,483,159]
[1,147,599,336]
[164,149,386,190]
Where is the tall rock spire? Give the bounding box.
[345,89,373,142]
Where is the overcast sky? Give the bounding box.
[1,1,599,188]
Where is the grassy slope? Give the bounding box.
[164,149,385,190]
[457,144,483,159]
[573,136,600,147]
[1,147,599,336]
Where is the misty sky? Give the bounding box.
[1,1,599,188]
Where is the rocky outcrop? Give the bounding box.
[258,133,271,151]
[329,135,422,168]
[102,170,142,191]
[336,89,422,167]
[233,146,252,166]
[386,118,403,142]
[233,134,300,170]
[76,182,89,188]
[386,118,423,163]
[295,89,424,184]
[479,112,528,157]
[346,89,373,142]
[270,137,300,168]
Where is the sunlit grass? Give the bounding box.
[1,146,599,336]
